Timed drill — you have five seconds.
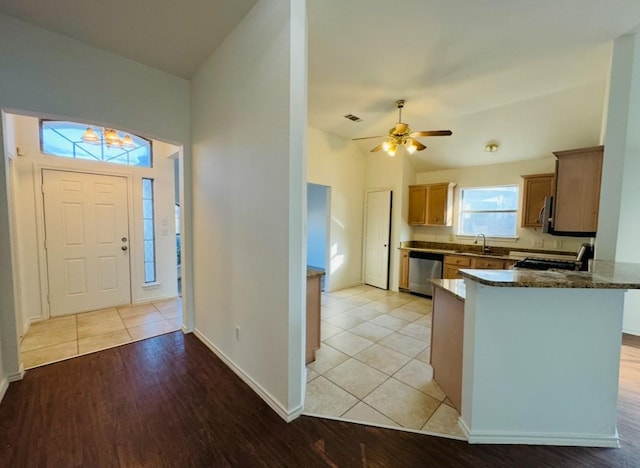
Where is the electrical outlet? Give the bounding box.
[448,233,454,241]
[553,240,563,249]
[235,326,240,341]
[531,239,544,248]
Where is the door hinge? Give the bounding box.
[46,294,50,304]
[44,239,47,249]
[41,184,45,194]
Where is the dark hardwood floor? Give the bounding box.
[1,332,638,467]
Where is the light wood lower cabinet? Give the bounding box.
[443,255,515,279]
[400,251,517,283]
[306,274,321,364]
[443,255,471,279]
[430,286,464,412]
[399,249,410,290]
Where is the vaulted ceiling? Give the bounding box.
[2,0,640,170]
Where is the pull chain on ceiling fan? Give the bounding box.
[352,99,452,156]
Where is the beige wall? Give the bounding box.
[190,0,306,419]
[414,158,589,253]
[9,115,179,336]
[307,126,366,291]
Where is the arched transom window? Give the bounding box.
[40,120,153,168]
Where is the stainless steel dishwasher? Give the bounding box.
[408,251,444,297]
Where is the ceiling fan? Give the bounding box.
[352,99,452,156]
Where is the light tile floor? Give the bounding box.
[20,297,182,369]
[304,284,465,439]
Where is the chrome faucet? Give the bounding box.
[473,233,489,253]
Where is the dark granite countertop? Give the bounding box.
[431,279,466,300]
[307,267,326,278]
[399,240,576,262]
[459,261,640,289]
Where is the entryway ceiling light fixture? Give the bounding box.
[82,126,136,148]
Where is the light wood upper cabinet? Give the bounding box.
[408,186,427,225]
[399,249,410,290]
[552,146,603,234]
[427,184,448,225]
[521,173,555,228]
[408,183,455,226]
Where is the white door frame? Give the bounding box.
[34,164,135,319]
[323,186,331,291]
[1,110,193,385]
[362,188,393,289]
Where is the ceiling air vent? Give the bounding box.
[344,114,362,122]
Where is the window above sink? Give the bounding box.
[458,185,519,238]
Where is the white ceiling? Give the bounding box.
[1,0,640,171]
[0,0,258,78]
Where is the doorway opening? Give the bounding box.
[307,183,331,290]
[3,111,188,369]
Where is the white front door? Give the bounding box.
[43,170,131,316]
[364,190,392,289]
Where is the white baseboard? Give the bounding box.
[22,315,45,338]
[0,365,24,405]
[459,419,620,448]
[8,364,25,382]
[327,280,363,292]
[193,328,303,422]
[0,376,8,403]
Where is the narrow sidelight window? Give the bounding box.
[142,178,156,283]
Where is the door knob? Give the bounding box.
[121,246,128,251]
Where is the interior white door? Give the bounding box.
[364,190,392,289]
[43,170,131,316]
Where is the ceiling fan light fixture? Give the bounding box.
[386,143,397,157]
[405,138,418,154]
[351,99,452,156]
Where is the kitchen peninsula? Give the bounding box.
[433,262,640,448]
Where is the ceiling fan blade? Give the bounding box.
[370,144,383,152]
[414,140,427,151]
[410,130,453,137]
[352,135,386,141]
